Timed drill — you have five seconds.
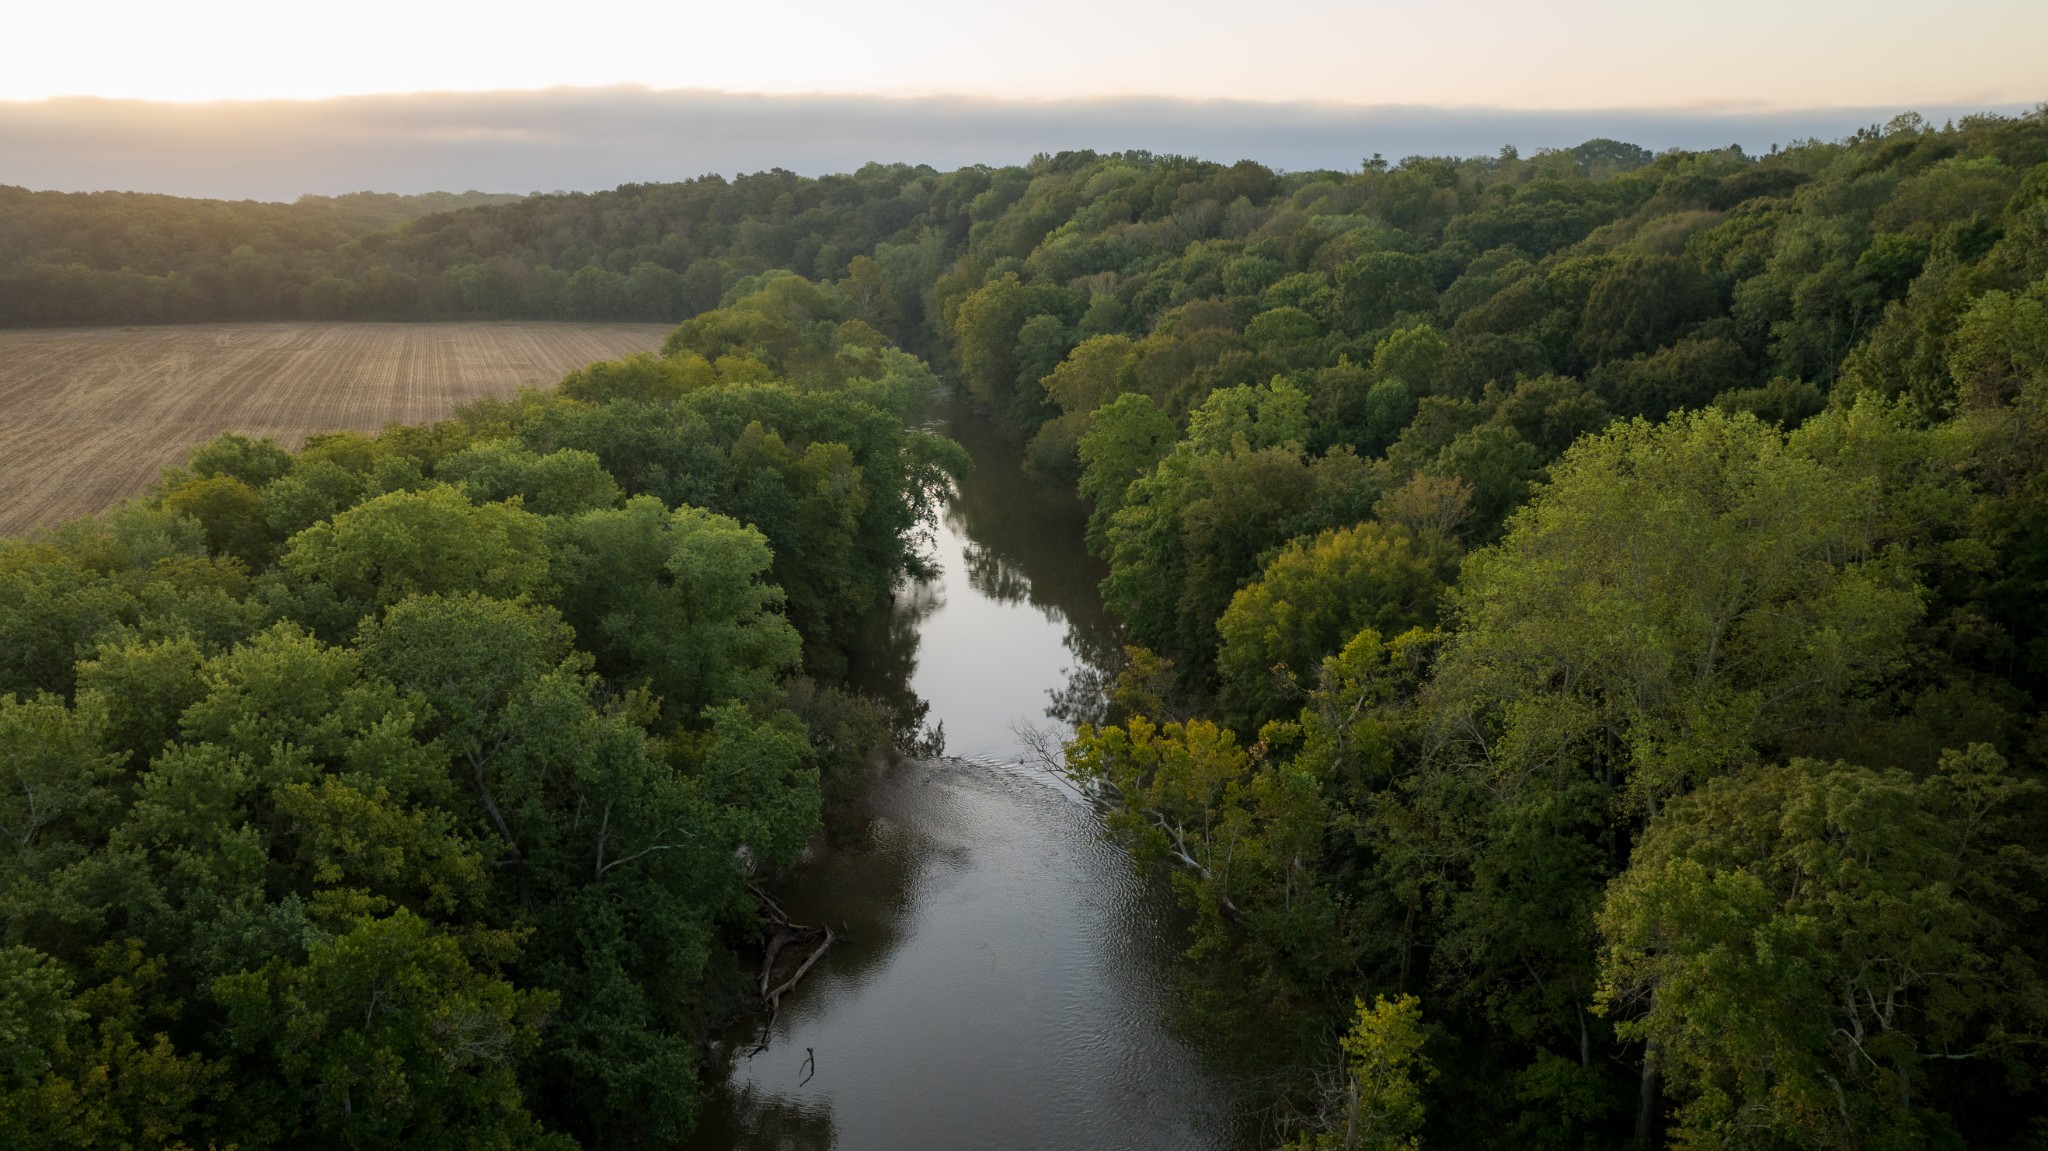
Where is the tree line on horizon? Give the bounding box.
[4,108,2048,1148]
[0,186,528,325]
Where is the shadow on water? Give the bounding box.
[687,397,1259,1150]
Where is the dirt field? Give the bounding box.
[0,322,672,534]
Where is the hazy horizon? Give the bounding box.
[3,88,2037,202]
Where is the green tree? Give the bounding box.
[1414,405,1932,1086]
[0,693,122,907]
[841,254,904,339]
[278,485,549,631]
[161,475,273,566]
[438,441,623,517]
[215,909,567,1151]
[1076,392,1177,550]
[952,272,1030,414]
[1340,252,1439,330]
[1215,523,1443,731]
[1946,275,2048,409]
[559,352,717,406]
[0,944,223,1151]
[1372,325,1449,396]
[1100,380,1378,677]
[0,545,134,697]
[1029,333,1141,475]
[73,635,207,766]
[1435,406,1924,810]
[544,498,802,716]
[1574,255,1720,364]
[1044,334,1139,418]
[1335,994,1433,1151]
[1598,746,2046,1150]
[186,433,294,489]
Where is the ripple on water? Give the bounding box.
[689,756,1253,1151]
[689,397,1253,1150]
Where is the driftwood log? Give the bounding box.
[765,928,835,1011]
[748,885,839,1028]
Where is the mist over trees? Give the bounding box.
[3,107,2048,1147]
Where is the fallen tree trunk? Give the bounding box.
[749,886,837,1020]
[759,926,800,998]
[765,928,836,1012]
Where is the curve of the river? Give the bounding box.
[688,399,1255,1150]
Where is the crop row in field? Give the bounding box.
[0,321,670,534]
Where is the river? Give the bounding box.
[687,401,1257,1150]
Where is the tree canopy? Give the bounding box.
[0,276,961,1149]
[5,107,2048,1149]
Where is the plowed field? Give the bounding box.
[0,322,670,534]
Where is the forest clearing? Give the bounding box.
[0,321,669,532]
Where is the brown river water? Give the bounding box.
[687,401,1258,1150]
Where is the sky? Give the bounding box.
[10,0,2047,108]
[4,0,2042,198]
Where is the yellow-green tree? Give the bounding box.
[1215,522,1444,730]
[1597,746,2045,1150]
[1295,994,1434,1151]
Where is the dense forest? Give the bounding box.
[5,105,2048,1148]
[0,280,965,1147]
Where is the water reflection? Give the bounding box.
[859,398,1122,760]
[940,408,1125,688]
[848,578,945,754]
[689,398,1252,1151]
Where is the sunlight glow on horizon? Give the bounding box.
[13,0,2046,110]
